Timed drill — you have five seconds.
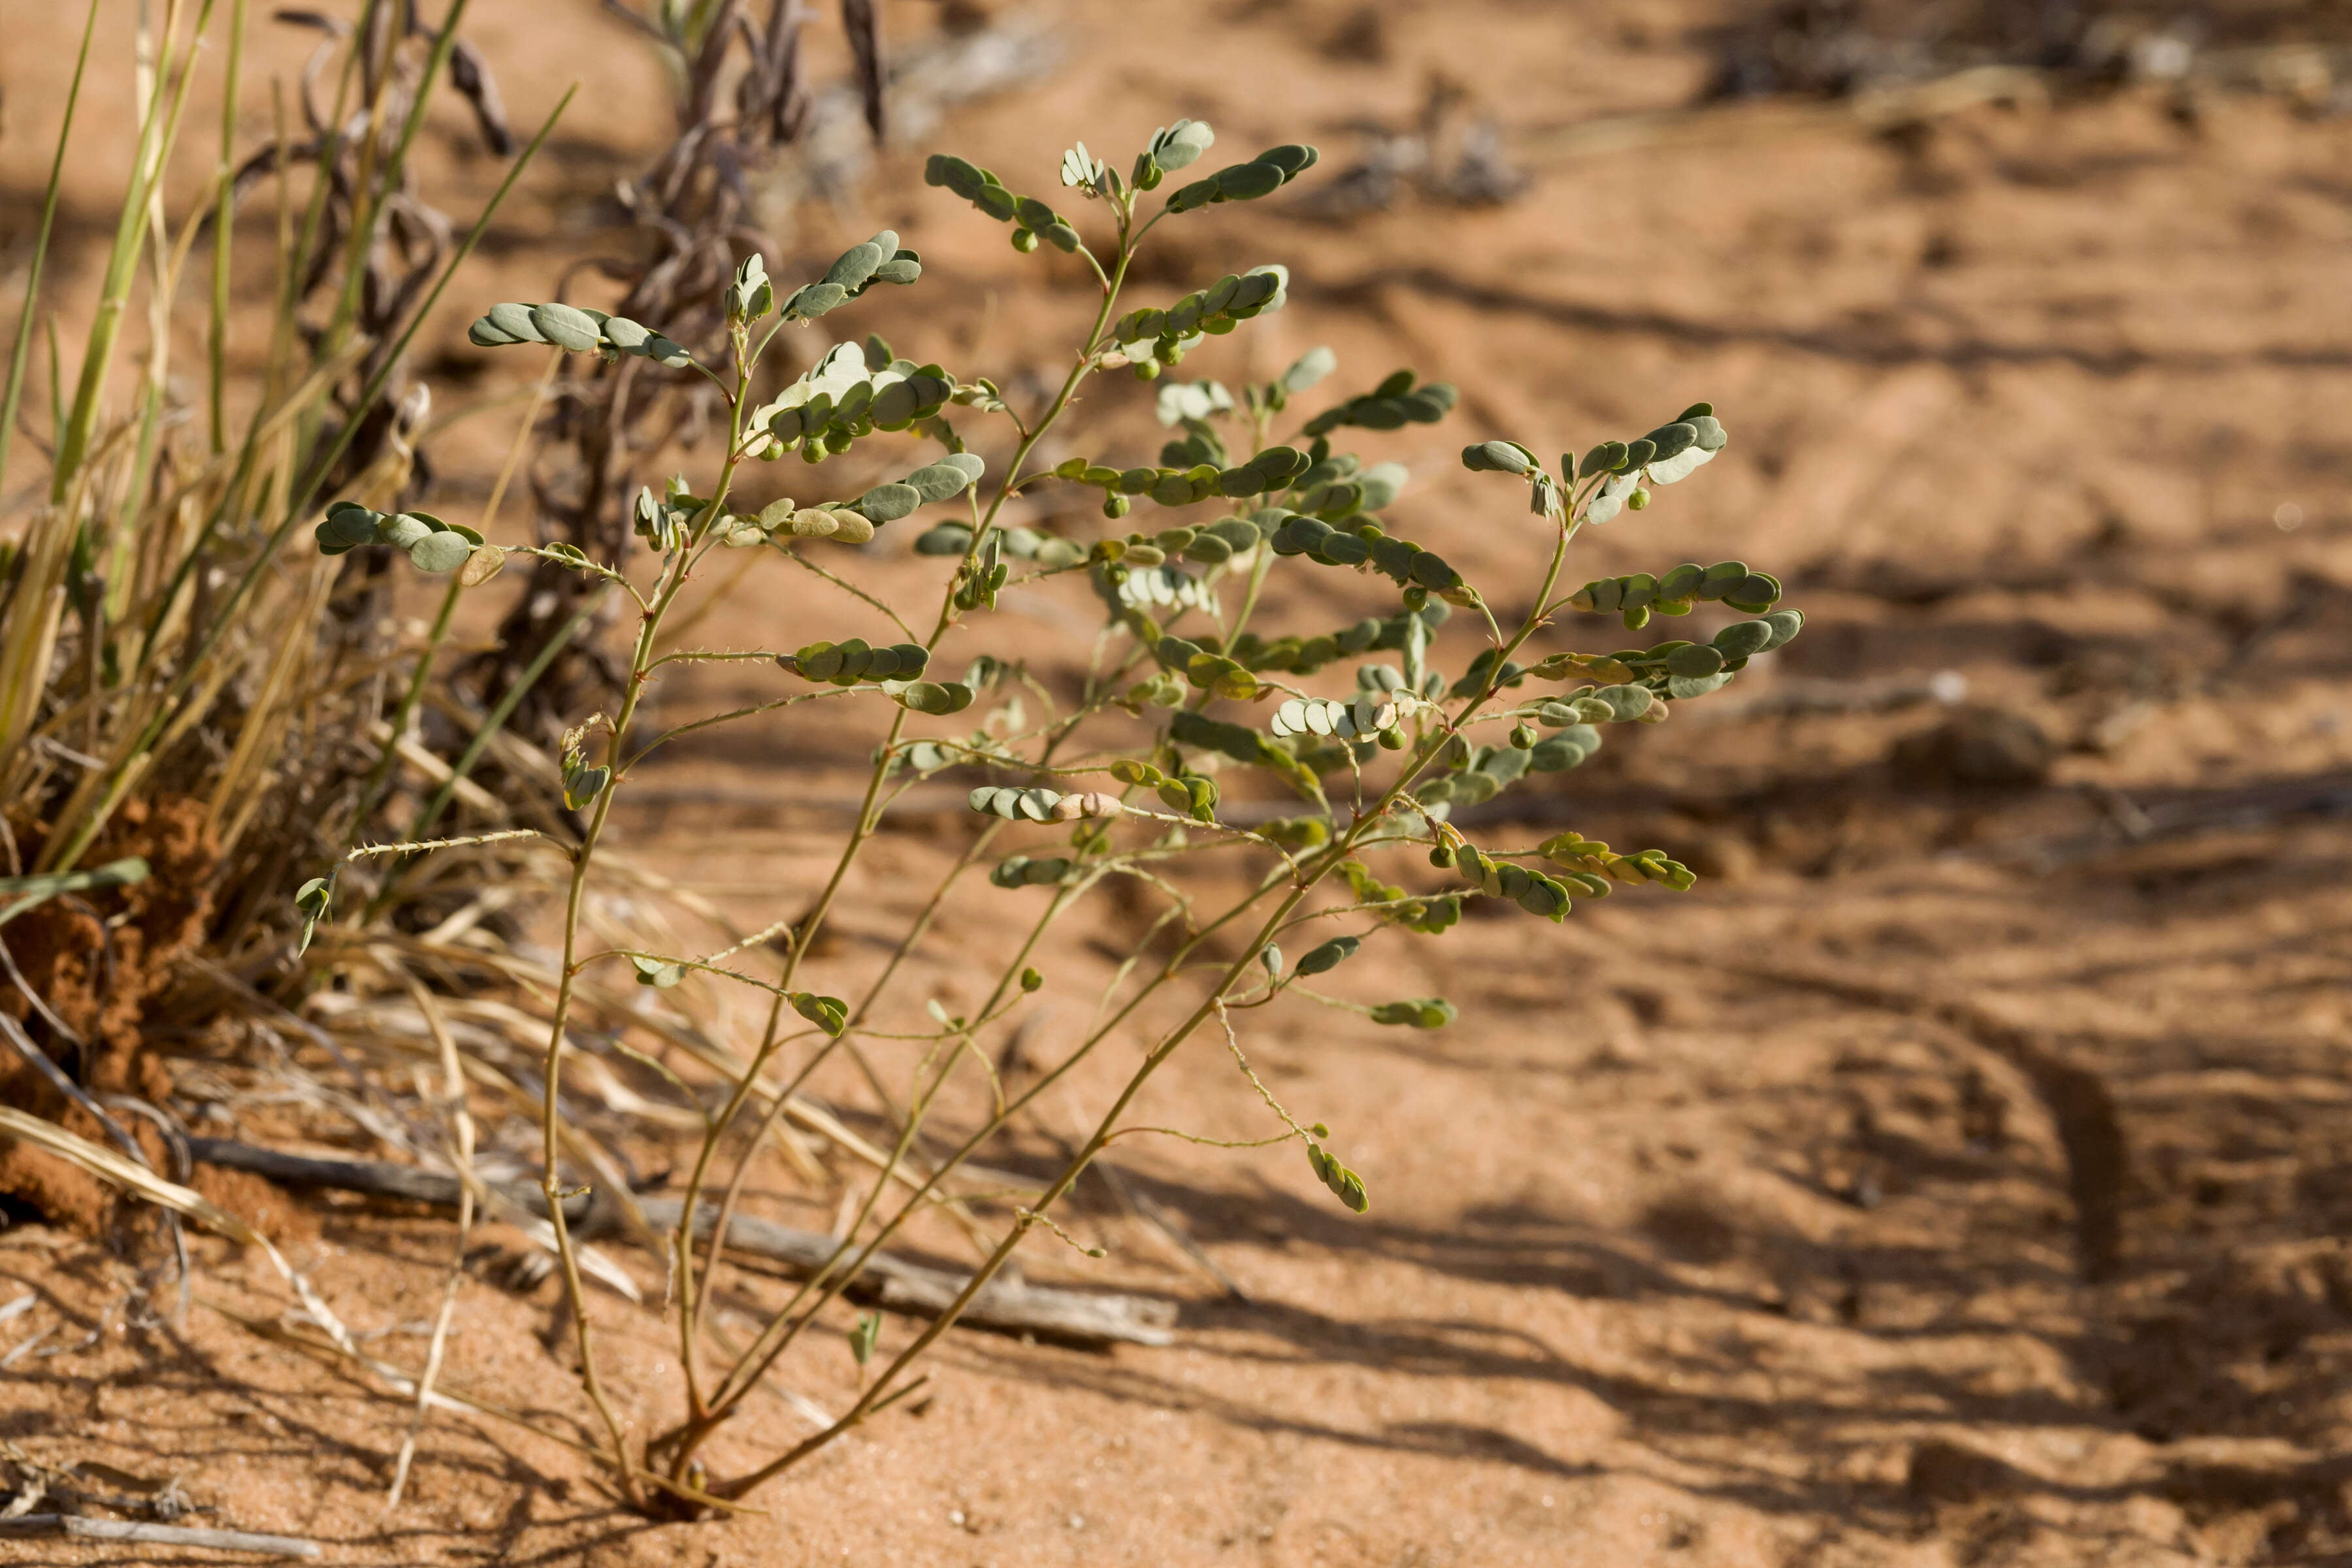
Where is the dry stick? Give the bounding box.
[178,1140,1169,1345]
[0,1516,318,1559]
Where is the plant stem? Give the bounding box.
[713,504,1578,1503]
[538,352,754,1496]
[661,231,1149,1440]
[362,585,607,919]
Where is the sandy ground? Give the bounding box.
[5,1,2352,1564]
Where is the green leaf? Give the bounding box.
[482,302,544,343]
[894,680,975,715]
[784,282,850,319]
[408,532,473,574]
[528,301,601,353]
[1462,440,1532,474]
[791,992,849,1036]
[1213,161,1284,201]
[826,240,886,290]
[1305,1141,1370,1213]
[1256,144,1319,178]
[1296,935,1360,975]
[1721,572,1782,613]
[853,482,923,523]
[631,955,687,988]
[1711,619,1775,659]
[1151,119,1216,172]
[563,764,610,810]
[849,1311,882,1367]
[1281,346,1335,393]
[380,514,433,550]
[1665,672,1734,700]
[1663,643,1725,678]
[1370,998,1456,1028]
[319,502,381,548]
[293,875,332,955]
[904,461,979,502]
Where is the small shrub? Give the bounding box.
[306,118,1804,1512]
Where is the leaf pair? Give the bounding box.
[1113,267,1292,351]
[967,785,1120,823]
[1165,144,1320,213]
[468,300,696,368]
[924,156,1081,253]
[315,503,485,576]
[1301,370,1456,438]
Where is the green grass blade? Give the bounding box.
[44,83,581,877]
[0,0,101,504]
[208,0,250,454]
[49,0,223,502]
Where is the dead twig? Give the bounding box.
[1996,770,2352,872]
[0,1514,318,1558]
[185,1140,1177,1347]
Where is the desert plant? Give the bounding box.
[299,117,1804,1513]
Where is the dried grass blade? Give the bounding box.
[0,1106,355,1353]
[382,964,478,1512]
